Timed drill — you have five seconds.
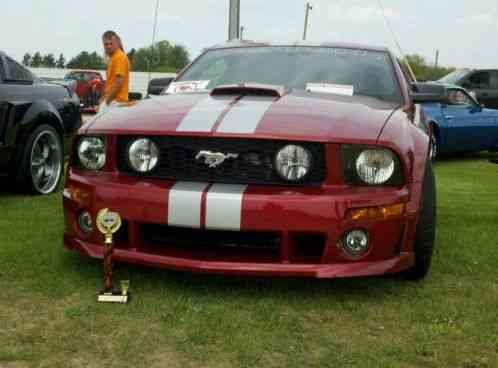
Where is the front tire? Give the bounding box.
[403,161,437,280]
[17,124,63,195]
[430,130,438,160]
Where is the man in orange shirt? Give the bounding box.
[99,30,130,114]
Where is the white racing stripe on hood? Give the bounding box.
[216,96,275,134]
[205,184,247,230]
[177,96,234,132]
[168,181,209,228]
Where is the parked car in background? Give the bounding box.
[0,51,81,194]
[422,83,498,158]
[65,41,442,280]
[438,69,498,109]
[147,77,174,97]
[64,70,105,113]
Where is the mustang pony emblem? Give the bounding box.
[195,151,239,168]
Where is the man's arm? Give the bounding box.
[105,75,124,105]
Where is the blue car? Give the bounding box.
[422,84,498,158]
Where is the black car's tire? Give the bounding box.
[402,161,437,280]
[16,124,63,195]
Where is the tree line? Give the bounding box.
[403,54,455,82]
[23,53,66,68]
[22,40,190,72]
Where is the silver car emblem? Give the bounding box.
[196,150,239,168]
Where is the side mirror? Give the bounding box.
[128,92,143,101]
[410,83,448,103]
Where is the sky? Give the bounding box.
[2,0,498,69]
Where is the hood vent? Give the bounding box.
[211,83,286,98]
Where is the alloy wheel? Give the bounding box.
[29,129,62,194]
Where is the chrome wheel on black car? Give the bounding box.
[18,125,63,195]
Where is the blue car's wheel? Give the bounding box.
[430,133,438,160]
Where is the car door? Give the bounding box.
[0,56,34,170]
[487,71,498,109]
[0,56,11,171]
[442,88,496,152]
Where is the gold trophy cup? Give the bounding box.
[96,208,130,303]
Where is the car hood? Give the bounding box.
[85,91,400,143]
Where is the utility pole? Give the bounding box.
[303,2,313,41]
[434,49,439,69]
[228,0,241,40]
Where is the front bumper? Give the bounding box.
[63,170,420,278]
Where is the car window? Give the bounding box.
[438,69,470,84]
[5,57,33,82]
[447,89,475,107]
[178,46,403,104]
[64,73,76,81]
[0,59,5,80]
[468,71,490,89]
[490,71,498,89]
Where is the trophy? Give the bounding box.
[96,208,130,303]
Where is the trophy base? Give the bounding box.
[98,291,129,303]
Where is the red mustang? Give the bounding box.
[64,42,441,280]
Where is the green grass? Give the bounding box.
[1,154,498,367]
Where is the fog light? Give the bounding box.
[78,211,93,234]
[340,230,369,257]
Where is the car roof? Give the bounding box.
[206,40,391,53]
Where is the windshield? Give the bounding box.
[64,73,76,81]
[176,46,403,103]
[64,72,91,81]
[438,69,470,84]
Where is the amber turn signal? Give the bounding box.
[348,203,405,221]
[66,185,91,205]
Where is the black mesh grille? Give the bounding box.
[143,225,280,250]
[141,225,281,262]
[117,136,326,186]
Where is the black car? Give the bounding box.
[439,69,498,109]
[0,51,81,195]
[147,77,174,97]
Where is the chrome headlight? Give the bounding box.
[275,145,312,181]
[356,149,395,185]
[341,145,403,186]
[77,137,106,170]
[128,138,159,172]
